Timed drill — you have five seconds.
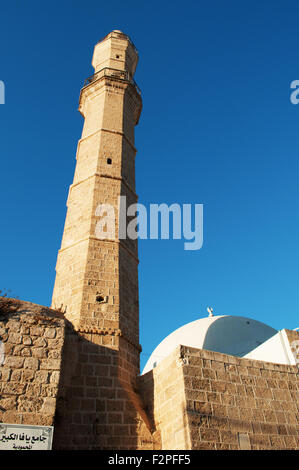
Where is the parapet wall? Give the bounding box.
[183,344,299,450]
[0,299,155,450]
[139,335,299,450]
[0,299,65,427]
[138,347,190,450]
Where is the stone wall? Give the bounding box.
[0,299,155,450]
[183,344,299,450]
[52,326,156,450]
[139,338,299,450]
[2,297,298,450]
[138,348,191,449]
[0,299,65,427]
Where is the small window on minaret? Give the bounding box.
[96,295,105,303]
[116,54,120,59]
[107,158,112,165]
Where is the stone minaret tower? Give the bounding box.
[51,31,150,449]
[52,30,141,342]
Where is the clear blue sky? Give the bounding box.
[1,0,299,371]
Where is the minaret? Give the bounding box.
[51,31,148,449]
[50,29,146,442]
[52,30,142,355]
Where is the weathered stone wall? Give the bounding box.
[140,338,299,450]
[138,348,191,450]
[0,299,65,427]
[52,326,157,450]
[183,344,299,450]
[0,299,155,450]
[2,298,298,450]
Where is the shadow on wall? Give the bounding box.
[53,319,156,450]
[202,316,277,357]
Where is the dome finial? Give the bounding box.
[207,306,214,317]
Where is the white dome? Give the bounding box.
[142,315,277,374]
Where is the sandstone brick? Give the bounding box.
[6,321,20,333]
[4,356,24,368]
[227,406,241,420]
[39,358,60,370]
[0,367,11,381]
[277,424,288,435]
[24,357,40,370]
[8,333,22,344]
[22,369,35,382]
[26,383,41,397]
[191,377,210,390]
[193,401,212,414]
[202,368,216,379]
[221,394,235,406]
[250,435,271,449]
[2,382,26,394]
[41,397,56,415]
[270,435,285,449]
[32,347,48,359]
[35,370,50,384]
[260,422,277,435]
[0,326,8,337]
[10,369,22,382]
[19,346,32,357]
[263,410,277,423]
[49,370,60,384]
[22,335,32,345]
[207,391,221,403]
[18,397,44,412]
[0,397,17,410]
[45,328,56,339]
[284,436,297,448]
[200,428,220,442]
[30,326,44,337]
[34,337,47,347]
[220,430,238,444]
[212,404,228,417]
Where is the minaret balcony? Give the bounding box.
[81,67,141,96]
